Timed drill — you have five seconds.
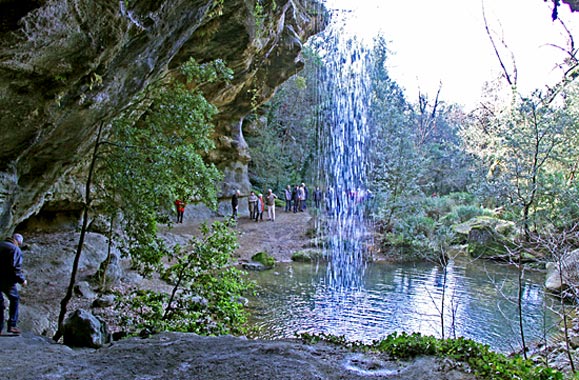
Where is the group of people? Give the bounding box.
[175,183,373,225]
[246,189,278,222]
[241,183,326,222]
[282,183,323,213]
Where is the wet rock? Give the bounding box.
[241,261,270,271]
[0,332,477,380]
[454,216,517,260]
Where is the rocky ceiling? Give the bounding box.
[0,0,327,236]
[563,0,579,12]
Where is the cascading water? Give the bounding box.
[314,7,373,290]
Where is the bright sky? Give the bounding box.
[324,0,579,109]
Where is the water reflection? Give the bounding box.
[246,259,560,353]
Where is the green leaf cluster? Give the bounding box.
[246,46,321,191]
[119,221,253,336]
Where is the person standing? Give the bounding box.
[284,185,292,212]
[302,183,309,211]
[231,190,240,220]
[255,194,264,222]
[266,189,278,221]
[297,184,305,212]
[174,199,185,223]
[313,186,322,209]
[248,191,258,220]
[0,233,26,335]
[292,185,299,213]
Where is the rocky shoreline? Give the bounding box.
[0,332,478,380]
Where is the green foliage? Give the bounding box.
[378,193,486,259]
[98,58,229,274]
[253,0,266,36]
[367,35,476,248]
[119,221,253,335]
[300,332,563,380]
[251,251,275,268]
[451,205,486,224]
[247,47,321,189]
[461,81,579,233]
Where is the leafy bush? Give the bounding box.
[251,251,275,268]
[441,205,486,226]
[447,192,477,204]
[118,221,253,336]
[300,332,563,380]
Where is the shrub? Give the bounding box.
[118,221,253,336]
[251,251,275,268]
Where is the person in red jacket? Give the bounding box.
[0,233,26,335]
[174,199,185,223]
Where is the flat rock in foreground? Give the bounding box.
[0,332,474,380]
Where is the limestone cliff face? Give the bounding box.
[0,0,327,235]
[563,0,579,12]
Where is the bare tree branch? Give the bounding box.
[482,2,517,87]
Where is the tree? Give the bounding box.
[366,35,419,225]
[246,47,321,191]
[99,58,230,274]
[53,58,231,341]
[461,84,579,235]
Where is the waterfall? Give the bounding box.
[313,8,373,290]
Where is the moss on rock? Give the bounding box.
[453,216,517,260]
[251,251,275,269]
[291,249,323,262]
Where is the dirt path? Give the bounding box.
[234,209,315,262]
[166,207,316,264]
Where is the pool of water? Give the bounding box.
[245,259,560,353]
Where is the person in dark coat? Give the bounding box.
[0,233,26,335]
[292,185,299,213]
[231,189,240,220]
[313,186,322,208]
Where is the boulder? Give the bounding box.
[545,249,579,293]
[291,249,323,262]
[251,251,275,269]
[63,308,110,348]
[454,216,517,260]
[95,251,124,289]
[92,294,116,308]
[74,281,97,300]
